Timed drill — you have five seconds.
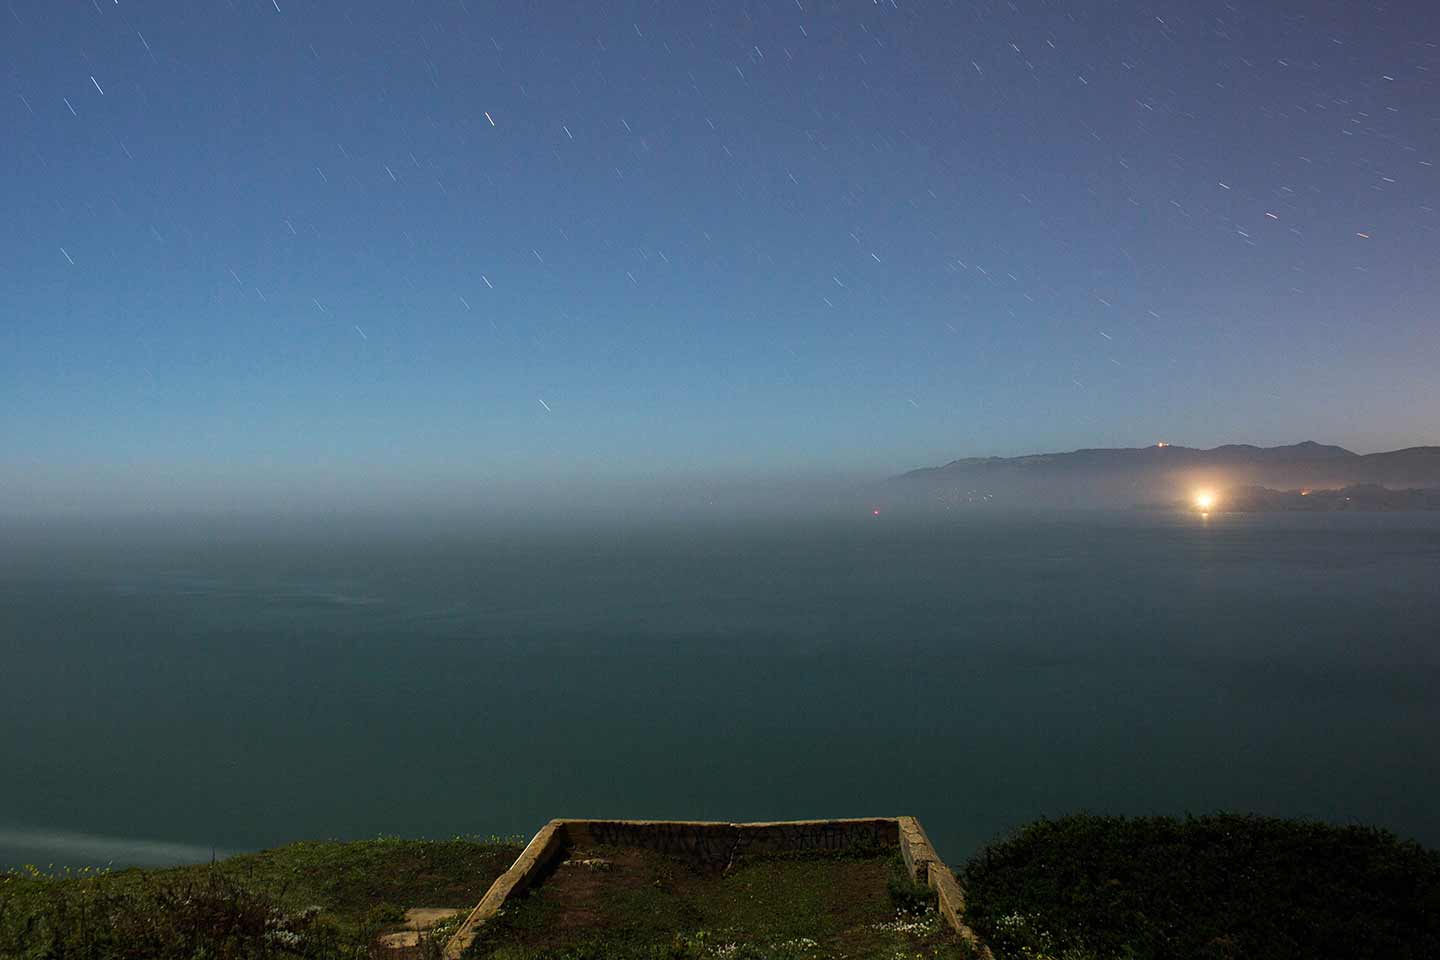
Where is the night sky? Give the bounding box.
[4,0,1437,513]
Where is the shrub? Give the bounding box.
[0,865,354,959]
[960,813,1440,960]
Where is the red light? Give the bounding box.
[872,509,881,516]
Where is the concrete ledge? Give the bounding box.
[560,819,740,869]
[897,815,994,959]
[898,815,939,884]
[444,816,987,958]
[731,817,899,858]
[444,819,567,959]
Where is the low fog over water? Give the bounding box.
[4,507,1438,869]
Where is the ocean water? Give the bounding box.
[2,510,1438,870]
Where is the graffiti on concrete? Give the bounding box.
[583,821,738,868]
[738,819,897,855]
[575,819,898,870]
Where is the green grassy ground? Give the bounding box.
[6,816,1439,960]
[960,813,1440,960]
[0,836,522,959]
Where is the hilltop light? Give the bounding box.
[1193,491,1216,511]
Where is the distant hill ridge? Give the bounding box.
[888,442,1440,508]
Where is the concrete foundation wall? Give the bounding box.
[444,816,986,959]
[561,817,899,869]
[445,819,568,959]
[898,816,993,959]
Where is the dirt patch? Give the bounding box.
[377,907,468,955]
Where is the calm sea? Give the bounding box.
[2,510,1438,870]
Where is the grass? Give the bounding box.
[959,813,1440,960]
[8,816,1440,960]
[466,845,972,960]
[0,835,523,959]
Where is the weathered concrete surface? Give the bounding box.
[561,819,740,870]
[443,819,567,959]
[560,817,898,870]
[402,907,466,928]
[898,815,993,959]
[898,815,939,883]
[733,818,899,858]
[560,857,613,870]
[930,868,992,959]
[377,908,467,950]
[443,816,990,958]
[378,931,421,950]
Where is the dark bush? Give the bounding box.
[961,813,1440,960]
[0,866,350,959]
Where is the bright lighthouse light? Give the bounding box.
[1193,491,1216,511]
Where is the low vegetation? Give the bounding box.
[6,816,1439,960]
[466,844,969,960]
[961,813,1440,960]
[0,836,522,959]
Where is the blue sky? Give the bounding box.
[3,0,1437,513]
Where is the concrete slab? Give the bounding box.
[377,907,467,950]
